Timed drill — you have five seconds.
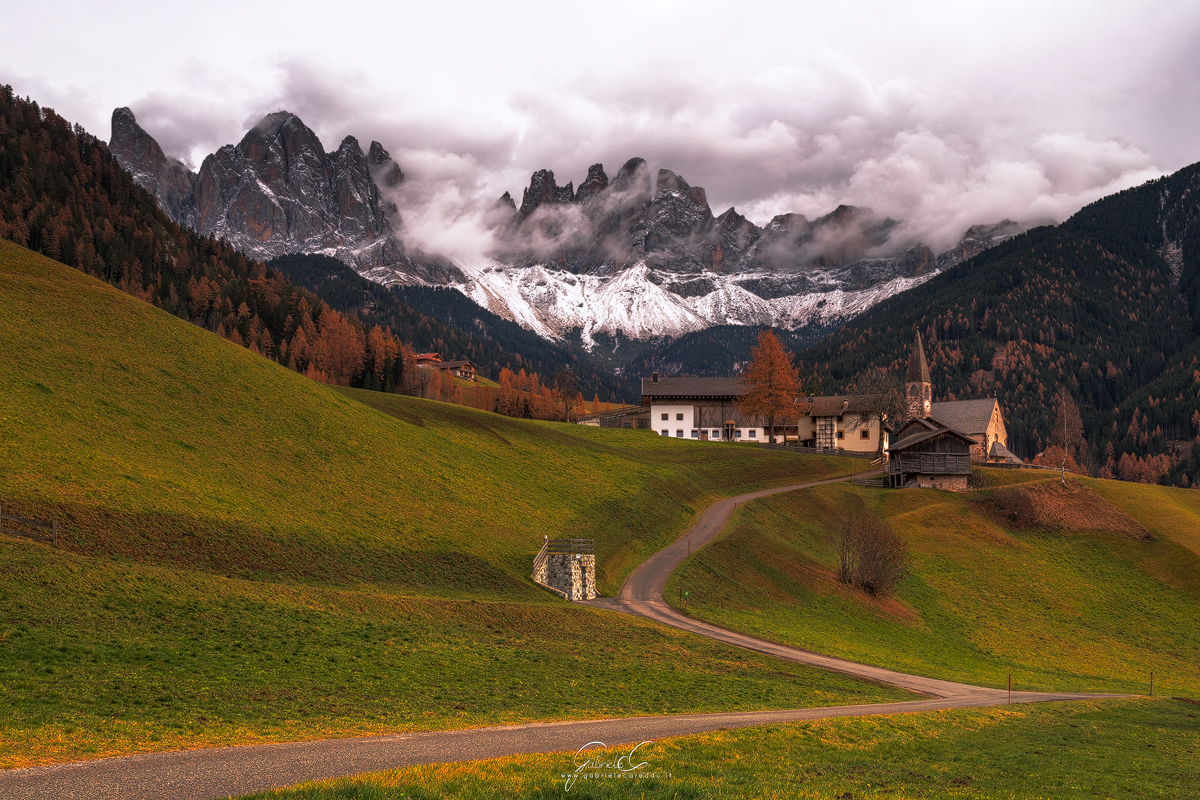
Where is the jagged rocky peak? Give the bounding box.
[654,168,709,210]
[519,169,575,218]
[610,157,653,202]
[109,107,196,226]
[713,208,762,272]
[497,191,517,211]
[576,163,609,203]
[367,141,404,188]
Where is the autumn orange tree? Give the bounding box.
[736,329,801,444]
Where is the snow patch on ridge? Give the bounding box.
[435,260,937,351]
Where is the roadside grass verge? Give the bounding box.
[666,478,1200,696]
[238,698,1200,799]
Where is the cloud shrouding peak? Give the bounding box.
[9,1,1194,262]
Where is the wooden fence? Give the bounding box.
[757,443,878,459]
[0,503,58,546]
[545,538,594,555]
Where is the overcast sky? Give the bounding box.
[5,0,1200,250]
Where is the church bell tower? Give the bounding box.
[906,331,932,420]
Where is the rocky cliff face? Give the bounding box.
[108,107,462,281]
[109,108,197,227]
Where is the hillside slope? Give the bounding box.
[0,239,854,596]
[668,471,1200,697]
[0,240,894,765]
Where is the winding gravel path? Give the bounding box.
[0,464,1127,799]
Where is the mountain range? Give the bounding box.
[109,108,1019,347]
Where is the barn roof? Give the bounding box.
[435,360,475,370]
[931,398,999,436]
[890,418,976,451]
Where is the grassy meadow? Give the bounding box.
[0,239,896,766]
[666,471,1200,697]
[239,698,1200,799]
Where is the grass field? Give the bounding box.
[0,238,860,598]
[666,474,1200,696]
[0,239,894,766]
[239,698,1200,799]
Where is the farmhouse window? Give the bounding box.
[661,413,668,420]
[749,430,757,438]
[836,430,844,439]
[690,430,698,438]
[676,430,684,437]
[861,429,870,439]
[661,430,669,436]
[735,430,742,438]
[676,413,684,421]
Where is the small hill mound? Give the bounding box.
[987,479,1152,540]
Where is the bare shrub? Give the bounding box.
[834,511,908,596]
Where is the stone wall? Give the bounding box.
[541,553,596,600]
[914,474,969,492]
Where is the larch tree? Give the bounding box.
[736,329,801,444]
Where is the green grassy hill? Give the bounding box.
[668,470,1200,697]
[0,239,895,766]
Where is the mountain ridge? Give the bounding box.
[110,108,1018,345]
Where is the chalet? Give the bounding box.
[639,373,886,452]
[413,353,442,368]
[432,360,477,381]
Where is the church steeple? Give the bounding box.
[906,331,932,419]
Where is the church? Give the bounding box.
[888,332,1019,490]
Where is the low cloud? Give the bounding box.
[116,38,1177,263]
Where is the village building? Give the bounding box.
[640,373,886,453]
[432,360,477,381]
[888,332,1018,489]
[413,353,442,368]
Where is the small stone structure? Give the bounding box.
[532,538,596,600]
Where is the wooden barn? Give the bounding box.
[887,418,975,490]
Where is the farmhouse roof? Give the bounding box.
[414,352,441,361]
[931,398,998,436]
[641,376,746,398]
[435,360,475,370]
[796,395,875,417]
[906,332,931,384]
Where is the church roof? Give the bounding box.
[906,332,931,384]
[931,398,999,437]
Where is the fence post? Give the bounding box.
[52,519,58,547]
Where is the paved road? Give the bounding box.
[0,465,1128,799]
[582,466,989,698]
[0,691,1120,800]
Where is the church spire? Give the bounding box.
[906,331,932,419]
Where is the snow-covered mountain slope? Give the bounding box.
[112,108,1018,346]
[419,259,940,351]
